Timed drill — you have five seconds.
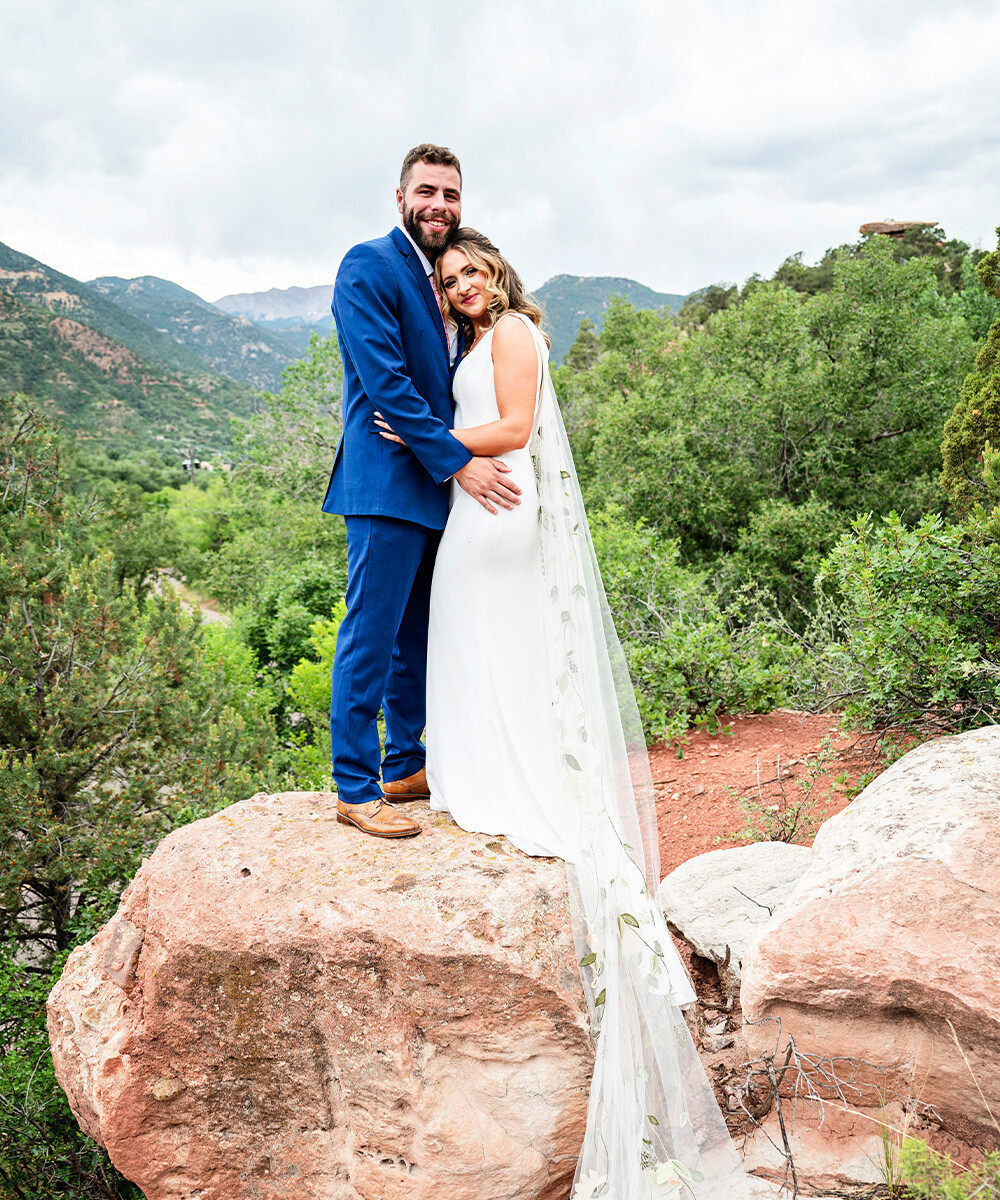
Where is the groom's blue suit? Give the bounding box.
[323,226,471,805]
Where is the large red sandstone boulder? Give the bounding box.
[741,726,1000,1158]
[47,792,593,1200]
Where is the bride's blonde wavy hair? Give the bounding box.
[435,228,549,354]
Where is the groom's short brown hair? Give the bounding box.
[399,143,462,192]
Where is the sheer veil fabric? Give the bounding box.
[514,313,749,1200]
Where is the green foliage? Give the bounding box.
[590,509,790,739]
[581,240,975,565]
[820,511,1000,735]
[284,607,347,787]
[899,1138,1000,1200]
[771,248,840,296]
[0,291,258,457]
[88,274,301,391]
[68,445,188,494]
[533,275,686,363]
[0,942,142,1198]
[239,559,347,674]
[564,318,602,372]
[771,226,974,301]
[675,282,738,332]
[171,333,348,608]
[0,401,282,956]
[157,476,236,582]
[940,226,1000,511]
[946,252,1000,343]
[875,224,973,297]
[720,496,848,622]
[0,399,289,1194]
[287,609,345,725]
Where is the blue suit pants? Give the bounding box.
[330,516,440,805]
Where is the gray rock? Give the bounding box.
[657,842,812,983]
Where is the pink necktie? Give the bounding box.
[429,274,449,336]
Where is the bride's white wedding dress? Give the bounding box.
[426,312,749,1200]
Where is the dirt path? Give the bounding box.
[155,571,231,625]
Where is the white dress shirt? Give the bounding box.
[400,223,459,365]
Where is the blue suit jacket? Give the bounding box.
[322,227,472,530]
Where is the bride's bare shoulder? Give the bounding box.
[491,310,536,362]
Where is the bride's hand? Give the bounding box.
[374,412,406,446]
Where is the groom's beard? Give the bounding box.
[401,203,457,260]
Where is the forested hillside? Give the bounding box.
[88,275,303,390]
[3,222,1000,1194]
[0,240,219,375]
[534,274,689,361]
[0,290,259,455]
[0,240,285,455]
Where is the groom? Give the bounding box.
[322,143,521,838]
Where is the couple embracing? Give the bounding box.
[322,143,749,1200]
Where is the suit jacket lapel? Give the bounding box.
[390,227,449,360]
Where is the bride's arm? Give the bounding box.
[452,315,537,455]
[376,314,537,456]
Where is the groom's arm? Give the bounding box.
[333,245,471,484]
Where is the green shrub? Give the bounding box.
[820,511,1000,734]
[239,559,347,673]
[591,509,792,739]
[719,494,848,623]
[899,1138,1000,1200]
[285,608,346,789]
[0,942,142,1199]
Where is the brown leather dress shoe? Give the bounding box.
[381,766,431,802]
[336,797,420,838]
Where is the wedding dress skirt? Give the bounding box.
[425,313,748,1200]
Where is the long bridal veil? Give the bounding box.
[523,315,750,1200]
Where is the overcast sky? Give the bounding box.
[2,0,999,302]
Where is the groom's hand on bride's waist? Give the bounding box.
[455,457,521,514]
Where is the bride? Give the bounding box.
[376,228,748,1200]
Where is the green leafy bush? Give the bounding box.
[718,494,847,623]
[940,225,1000,512]
[239,560,347,674]
[591,509,792,738]
[899,1138,1000,1200]
[820,511,1000,734]
[285,608,346,787]
[0,943,141,1199]
[1,400,286,1194]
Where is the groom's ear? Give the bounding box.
[395,188,404,215]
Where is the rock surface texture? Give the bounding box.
[657,842,812,984]
[741,726,1000,1156]
[48,792,593,1200]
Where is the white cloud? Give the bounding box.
[1,0,998,300]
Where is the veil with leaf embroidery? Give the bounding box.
[515,312,750,1200]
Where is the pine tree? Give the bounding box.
[0,399,280,957]
[940,226,1000,511]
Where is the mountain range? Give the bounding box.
[213,284,334,351]
[533,275,688,361]
[89,275,302,390]
[0,237,694,453]
[215,274,690,365]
